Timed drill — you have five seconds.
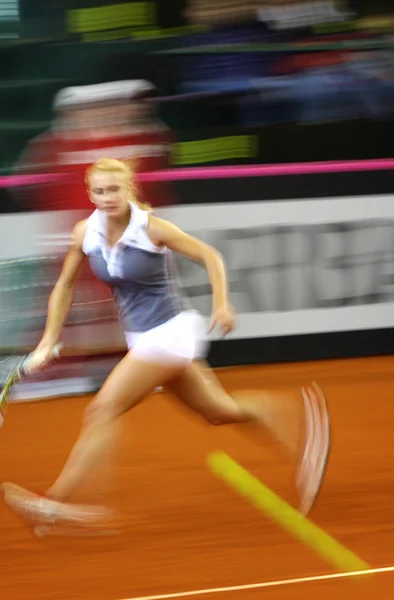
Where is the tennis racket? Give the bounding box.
[0,344,62,427]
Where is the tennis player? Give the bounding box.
[2,158,330,533]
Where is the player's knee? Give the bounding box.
[83,397,116,427]
[208,408,243,426]
[205,395,245,426]
[209,418,224,426]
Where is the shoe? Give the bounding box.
[2,482,121,536]
[297,381,331,516]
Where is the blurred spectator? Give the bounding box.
[185,0,352,28]
[257,0,353,31]
[12,80,177,212]
[10,80,179,345]
[185,0,256,25]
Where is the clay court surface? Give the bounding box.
[1,355,394,600]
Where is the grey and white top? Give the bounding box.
[82,203,188,332]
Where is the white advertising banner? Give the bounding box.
[160,193,394,339]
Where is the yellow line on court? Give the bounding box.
[207,451,370,573]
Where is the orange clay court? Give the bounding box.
[1,355,394,600]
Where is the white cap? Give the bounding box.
[53,80,156,110]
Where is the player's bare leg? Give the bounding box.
[2,352,184,535]
[168,361,330,514]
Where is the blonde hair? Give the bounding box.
[85,157,151,211]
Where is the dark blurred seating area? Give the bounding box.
[0,0,394,194]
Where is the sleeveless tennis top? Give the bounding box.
[82,203,187,332]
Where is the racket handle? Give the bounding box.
[23,342,63,374]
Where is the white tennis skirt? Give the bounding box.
[124,310,209,365]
